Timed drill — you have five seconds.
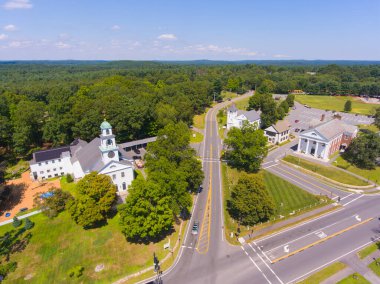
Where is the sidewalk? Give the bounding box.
[320,267,355,284]
[0,210,41,226]
[243,203,337,241]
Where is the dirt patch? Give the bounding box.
[0,171,60,222]
[356,96,380,104]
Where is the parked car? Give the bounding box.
[198,185,203,193]
[295,120,299,123]
[192,221,199,235]
[295,128,300,132]
[19,207,28,212]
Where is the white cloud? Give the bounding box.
[0,34,8,40]
[3,0,33,10]
[55,41,71,49]
[273,54,291,58]
[59,33,70,40]
[157,33,177,40]
[8,40,32,47]
[185,44,257,56]
[111,25,121,30]
[4,24,17,31]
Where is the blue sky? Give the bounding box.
[0,0,379,60]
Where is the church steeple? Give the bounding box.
[99,120,119,164]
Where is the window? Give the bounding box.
[59,167,63,170]
[47,170,50,173]
[58,159,61,162]
[107,139,113,146]
[313,141,316,145]
[112,174,116,180]
[121,172,125,178]
[38,163,41,166]
[61,172,64,176]
[106,129,110,135]
[45,161,48,165]
[40,171,44,174]
[54,174,58,177]
[48,175,52,178]
[122,182,126,190]
[53,168,57,171]
[52,160,55,163]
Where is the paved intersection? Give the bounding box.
[141,93,380,284]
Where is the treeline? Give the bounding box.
[0,62,380,157]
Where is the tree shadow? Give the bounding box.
[0,183,27,213]
[126,226,175,245]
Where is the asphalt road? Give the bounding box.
[141,93,380,284]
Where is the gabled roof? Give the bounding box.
[33,146,71,163]
[266,120,290,133]
[71,137,104,172]
[301,119,357,141]
[237,109,261,122]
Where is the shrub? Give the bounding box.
[24,218,34,230]
[12,217,21,228]
[68,265,84,278]
[0,262,17,278]
[66,173,73,183]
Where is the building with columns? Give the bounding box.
[227,104,261,130]
[30,120,134,195]
[297,119,358,161]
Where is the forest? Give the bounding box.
[0,61,380,160]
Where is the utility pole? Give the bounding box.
[153,252,162,284]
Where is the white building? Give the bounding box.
[30,120,134,194]
[227,104,261,130]
[297,119,358,161]
[264,120,291,144]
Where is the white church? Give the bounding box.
[29,120,134,194]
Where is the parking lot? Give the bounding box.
[288,101,374,133]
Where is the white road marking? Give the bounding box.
[287,236,380,284]
[283,245,290,253]
[332,192,354,201]
[249,243,284,284]
[343,194,364,207]
[355,215,361,222]
[254,241,273,264]
[262,163,278,169]
[316,231,327,238]
[240,246,273,284]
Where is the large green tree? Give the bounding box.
[224,122,268,173]
[68,172,117,228]
[344,100,352,112]
[119,177,173,241]
[343,133,380,169]
[228,173,275,226]
[374,107,380,129]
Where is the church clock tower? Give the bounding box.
[99,120,119,164]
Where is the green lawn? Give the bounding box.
[358,242,380,259]
[5,159,29,180]
[234,96,250,110]
[1,211,180,283]
[298,262,347,284]
[295,94,378,115]
[190,130,204,143]
[283,155,369,186]
[368,258,380,277]
[334,156,380,184]
[217,108,227,138]
[221,91,238,100]
[358,124,380,133]
[192,111,207,129]
[337,273,370,284]
[222,164,326,242]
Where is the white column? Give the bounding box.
[297,138,301,152]
[315,142,319,157]
[306,139,310,155]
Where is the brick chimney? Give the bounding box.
[321,114,325,121]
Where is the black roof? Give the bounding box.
[34,146,71,163]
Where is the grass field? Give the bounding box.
[192,110,208,129]
[234,96,250,110]
[190,130,204,143]
[368,258,380,277]
[283,155,369,186]
[337,273,370,284]
[298,262,347,284]
[358,242,380,259]
[334,156,380,184]
[358,124,380,133]
[222,164,326,241]
[0,210,180,283]
[294,94,378,115]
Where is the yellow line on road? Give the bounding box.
[271,217,373,263]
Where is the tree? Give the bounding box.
[224,122,268,173]
[343,133,380,169]
[228,173,275,226]
[257,79,276,94]
[344,100,352,112]
[24,218,34,230]
[374,107,380,129]
[119,177,173,241]
[212,79,223,102]
[68,173,116,228]
[34,188,73,218]
[12,217,21,228]
[286,94,295,107]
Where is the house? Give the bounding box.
[29,120,134,195]
[297,119,358,161]
[264,120,291,144]
[226,104,261,130]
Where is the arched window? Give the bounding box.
[106,129,110,135]
[107,139,113,146]
[122,182,126,190]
